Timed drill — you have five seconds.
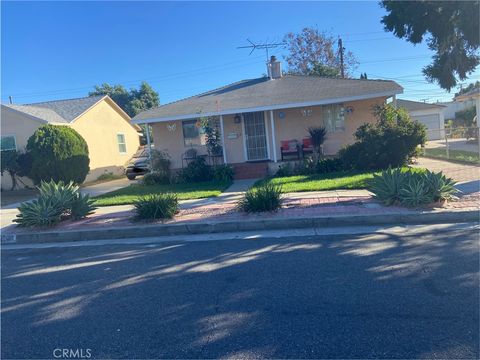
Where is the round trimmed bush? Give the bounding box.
[26,125,90,184]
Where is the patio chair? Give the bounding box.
[301,138,314,158]
[280,140,300,161]
[182,148,198,168]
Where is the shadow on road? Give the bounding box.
[1,225,479,359]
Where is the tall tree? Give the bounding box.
[88,81,159,117]
[283,27,358,77]
[128,82,160,116]
[309,63,341,78]
[381,1,480,91]
[455,81,480,97]
[89,84,131,114]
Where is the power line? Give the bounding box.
[4,54,278,101]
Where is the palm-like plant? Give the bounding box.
[307,126,327,162]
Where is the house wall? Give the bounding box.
[71,99,140,181]
[150,96,387,168]
[0,106,41,190]
[270,97,387,157]
[408,108,445,140]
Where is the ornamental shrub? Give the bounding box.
[26,125,90,184]
[142,171,171,185]
[238,183,283,213]
[212,164,234,182]
[134,193,179,220]
[339,104,426,170]
[177,157,213,183]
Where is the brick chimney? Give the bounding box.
[267,55,282,79]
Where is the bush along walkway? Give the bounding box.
[2,186,478,244]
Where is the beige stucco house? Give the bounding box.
[133,57,403,178]
[1,95,140,189]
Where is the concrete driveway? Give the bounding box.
[2,225,478,359]
[414,157,480,184]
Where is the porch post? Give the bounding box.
[144,123,153,168]
[264,112,271,160]
[392,94,397,108]
[270,110,277,162]
[219,115,227,164]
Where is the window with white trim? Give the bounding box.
[116,133,127,154]
[322,104,345,133]
[182,118,220,146]
[1,135,17,151]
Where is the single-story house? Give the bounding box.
[454,87,480,124]
[396,99,446,140]
[132,56,403,178]
[1,95,140,189]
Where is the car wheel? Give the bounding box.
[127,174,136,180]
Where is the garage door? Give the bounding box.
[411,114,442,140]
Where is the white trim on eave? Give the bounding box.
[132,90,402,125]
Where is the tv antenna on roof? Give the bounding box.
[237,39,286,61]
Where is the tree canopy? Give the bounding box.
[89,81,159,117]
[455,81,480,97]
[381,1,480,91]
[283,27,358,77]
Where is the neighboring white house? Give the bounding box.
[397,99,446,140]
[437,101,467,120]
[438,87,479,121]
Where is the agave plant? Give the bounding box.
[399,174,433,207]
[70,193,97,220]
[423,170,459,202]
[38,180,78,211]
[14,197,63,227]
[370,167,406,205]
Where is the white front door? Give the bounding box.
[243,111,268,161]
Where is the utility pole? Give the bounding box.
[338,38,344,79]
[8,96,13,104]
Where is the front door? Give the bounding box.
[243,111,268,161]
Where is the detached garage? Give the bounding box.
[397,99,446,140]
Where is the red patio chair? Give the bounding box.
[302,138,314,157]
[280,140,300,161]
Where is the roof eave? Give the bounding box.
[133,89,402,124]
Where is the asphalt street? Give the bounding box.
[1,225,479,359]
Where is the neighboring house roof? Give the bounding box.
[2,95,142,131]
[2,95,105,124]
[397,99,446,112]
[454,87,480,101]
[133,75,403,123]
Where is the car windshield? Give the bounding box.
[133,148,148,158]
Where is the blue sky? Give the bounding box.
[2,1,479,105]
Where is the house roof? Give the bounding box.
[454,87,480,100]
[133,75,403,123]
[2,95,106,123]
[397,99,446,112]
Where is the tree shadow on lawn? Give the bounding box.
[1,226,478,359]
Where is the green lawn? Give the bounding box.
[255,168,420,193]
[423,148,479,164]
[93,180,232,206]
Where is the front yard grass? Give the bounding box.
[93,180,232,206]
[255,167,421,193]
[422,148,479,164]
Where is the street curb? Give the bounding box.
[2,209,478,245]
